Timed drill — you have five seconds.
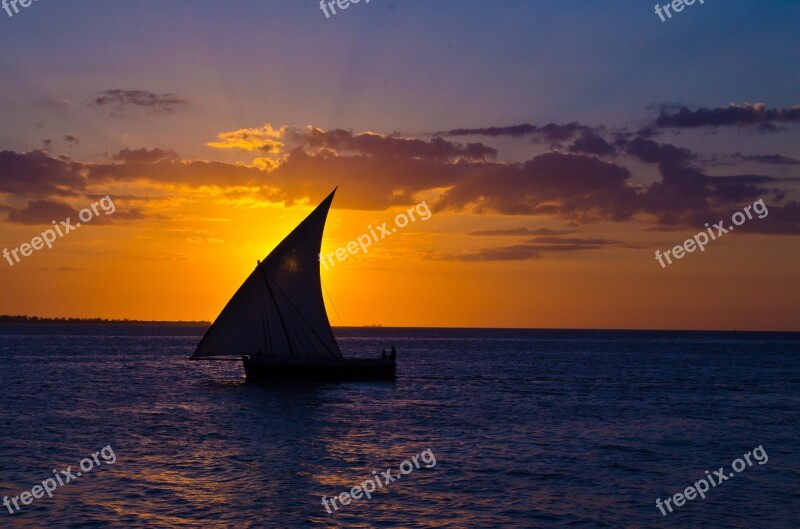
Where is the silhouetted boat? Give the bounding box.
[190,188,396,381]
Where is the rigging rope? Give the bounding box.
[321,278,348,338]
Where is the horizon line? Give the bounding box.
[0,316,797,333]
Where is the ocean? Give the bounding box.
[0,325,797,528]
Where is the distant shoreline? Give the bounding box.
[0,316,796,333]
[0,316,210,326]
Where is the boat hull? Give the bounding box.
[242,356,396,382]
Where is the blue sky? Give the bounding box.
[2,0,798,157]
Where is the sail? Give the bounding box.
[191,189,342,359]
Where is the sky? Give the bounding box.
[0,0,799,330]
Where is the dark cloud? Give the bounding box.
[755,123,784,134]
[296,128,497,161]
[88,157,267,188]
[64,134,80,147]
[438,121,594,144]
[526,244,603,251]
[0,150,87,197]
[705,174,800,185]
[460,244,542,261]
[731,152,799,165]
[458,235,636,261]
[526,236,627,246]
[655,103,800,130]
[5,199,79,225]
[4,196,141,225]
[436,151,638,220]
[439,123,538,138]
[743,201,800,234]
[623,136,694,166]
[623,137,798,188]
[569,130,616,156]
[112,148,180,164]
[534,122,594,143]
[89,89,189,115]
[617,136,800,226]
[679,201,800,236]
[470,227,576,236]
[1,122,799,235]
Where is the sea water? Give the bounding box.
[0,325,797,528]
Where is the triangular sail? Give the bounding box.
[191,189,342,359]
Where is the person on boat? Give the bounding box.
[381,349,387,360]
[389,346,397,361]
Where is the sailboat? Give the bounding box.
[190,188,396,381]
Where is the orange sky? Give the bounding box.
[1,180,798,330]
[1,3,799,331]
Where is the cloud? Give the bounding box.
[470,227,576,236]
[731,152,799,165]
[4,199,79,224]
[623,136,694,166]
[438,123,538,137]
[673,200,800,236]
[1,121,799,235]
[3,196,142,225]
[532,122,595,144]
[295,127,498,161]
[623,137,798,189]
[435,151,638,220]
[63,134,80,147]
[439,121,620,157]
[655,103,800,130]
[704,174,800,185]
[568,130,616,156]
[87,156,267,188]
[89,89,189,115]
[460,244,542,261]
[617,136,800,226]
[207,124,284,153]
[438,121,594,145]
[458,235,636,261]
[112,148,180,163]
[741,201,800,234]
[0,149,87,197]
[442,103,800,153]
[526,236,629,246]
